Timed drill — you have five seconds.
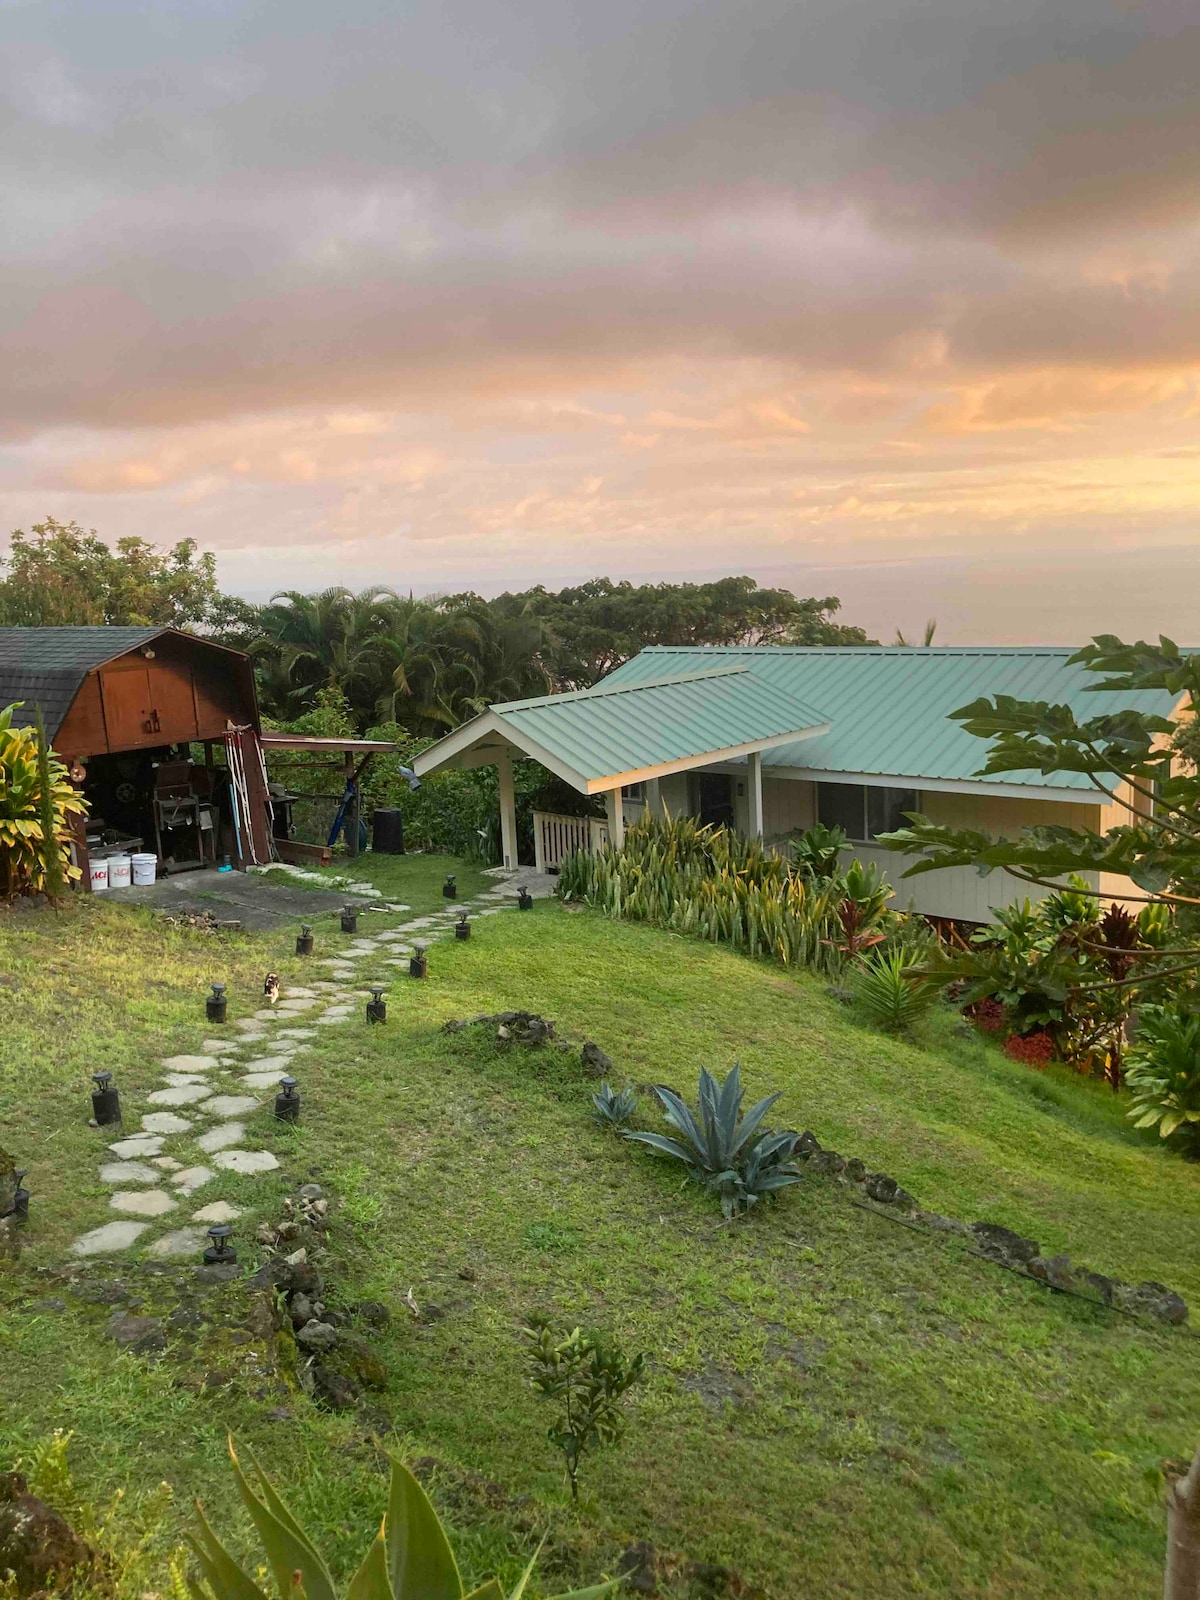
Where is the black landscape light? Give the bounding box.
[12,1169,29,1224]
[366,986,387,1023]
[296,924,314,956]
[409,943,428,980]
[517,886,534,911]
[202,1223,237,1265]
[274,1074,300,1122]
[91,1070,121,1126]
[340,906,358,934]
[442,873,457,899]
[206,982,228,1023]
[455,909,471,941]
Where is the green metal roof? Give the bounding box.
[603,646,1183,793]
[419,665,830,789]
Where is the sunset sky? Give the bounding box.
[3,0,1198,641]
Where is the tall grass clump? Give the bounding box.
[559,814,861,974]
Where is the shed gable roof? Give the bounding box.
[0,626,165,737]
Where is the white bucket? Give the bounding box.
[107,853,132,889]
[90,857,110,892]
[131,853,157,887]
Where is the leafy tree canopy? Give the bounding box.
[0,517,255,633]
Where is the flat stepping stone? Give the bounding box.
[141,1112,193,1134]
[195,1122,245,1153]
[151,1155,183,1171]
[99,1161,160,1186]
[201,1038,238,1053]
[241,1070,288,1088]
[254,1007,283,1020]
[72,1220,150,1256]
[110,1188,176,1217]
[146,1226,208,1259]
[276,1028,317,1040]
[282,986,318,998]
[213,1149,279,1175]
[244,1055,295,1072]
[235,1018,268,1032]
[148,1084,213,1106]
[192,1200,242,1223]
[162,1054,220,1073]
[162,1073,212,1088]
[204,1094,259,1118]
[172,1165,216,1194]
[109,1134,164,1159]
[277,998,317,1012]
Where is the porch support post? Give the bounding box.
[605,788,626,849]
[747,751,764,840]
[497,747,519,869]
[645,777,663,818]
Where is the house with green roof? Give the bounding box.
[413,646,1183,922]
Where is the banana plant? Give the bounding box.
[188,1439,619,1600]
[624,1065,802,1219]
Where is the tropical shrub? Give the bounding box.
[1004,1030,1056,1068]
[0,703,87,900]
[559,813,886,975]
[191,1438,617,1599]
[523,1319,646,1502]
[625,1065,803,1219]
[850,948,938,1034]
[590,1081,638,1129]
[1126,1006,1200,1156]
[790,821,846,881]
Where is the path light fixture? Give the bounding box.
[409,943,428,980]
[12,1170,29,1224]
[274,1075,300,1123]
[90,1070,121,1126]
[455,910,471,941]
[296,924,314,957]
[202,1223,237,1265]
[517,886,534,911]
[340,906,358,934]
[442,873,457,899]
[366,987,387,1023]
[206,983,228,1024]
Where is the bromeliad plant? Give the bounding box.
[590,1081,638,1129]
[0,702,87,900]
[191,1438,618,1599]
[625,1065,802,1219]
[850,948,938,1035]
[523,1319,646,1503]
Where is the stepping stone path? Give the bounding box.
[69,870,556,1259]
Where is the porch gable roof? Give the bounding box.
[411,664,830,793]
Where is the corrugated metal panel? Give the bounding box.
[492,665,828,784]
[602,647,1182,792]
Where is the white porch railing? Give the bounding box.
[533,811,610,872]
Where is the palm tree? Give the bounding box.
[893,619,938,647]
[253,586,397,721]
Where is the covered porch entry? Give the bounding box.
[411,664,831,869]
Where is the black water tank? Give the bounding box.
[372,808,405,854]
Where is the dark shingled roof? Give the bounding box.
[0,626,165,737]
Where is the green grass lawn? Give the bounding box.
[2,866,1199,1598]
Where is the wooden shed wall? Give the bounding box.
[55,634,257,757]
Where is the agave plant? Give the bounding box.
[590,1081,638,1129]
[190,1439,617,1600]
[849,948,937,1034]
[625,1065,802,1219]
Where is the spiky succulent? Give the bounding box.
[625,1065,801,1219]
[590,1081,638,1129]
